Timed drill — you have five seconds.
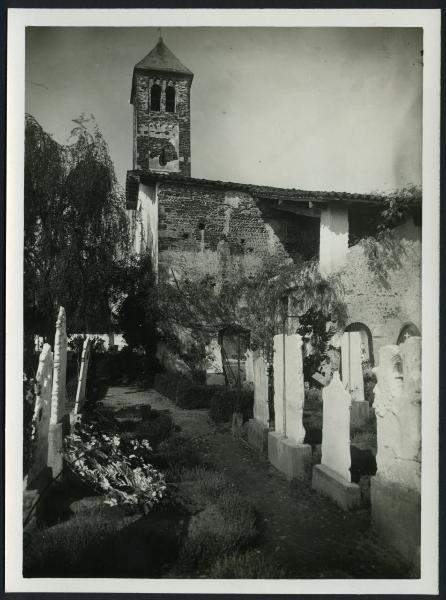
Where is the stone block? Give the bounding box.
[231,412,244,437]
[371,473,420,573]
[351,399,370,428]
[268,431,312,481]
[312,464,361,511]
[247,418,269,454]
[47,422,64,479]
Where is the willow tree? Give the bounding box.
[24,113,129,362]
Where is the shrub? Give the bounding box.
[209,550,285,579]
[135,412,174,449]
[176,385,215,409]
[154,436,204,473]
[177,468,258,570]
[209,389,254,423]
[24,509,135,577]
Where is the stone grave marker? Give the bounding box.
[312,371,361,510]
[73,336,92,416]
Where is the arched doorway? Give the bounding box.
[397,322,421,345]
[345,322,375,367]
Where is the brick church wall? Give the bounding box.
[156,181,293,280]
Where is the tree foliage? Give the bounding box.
[24,113,129,354]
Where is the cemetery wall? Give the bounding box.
[339,219,421,356]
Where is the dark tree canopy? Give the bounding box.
[24,113,129,354]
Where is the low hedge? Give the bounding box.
[154,373,219,410]
[209,389,254,424]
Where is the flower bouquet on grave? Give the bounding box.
[64,423,166,512]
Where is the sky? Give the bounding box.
[25,27,423,193]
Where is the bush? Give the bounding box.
[134,412,174,449]
[209,550,285,578]
[178,469,258,570]
[153,436,204,474]
[209,389,254,423]
[153,372,191,403]
[24,509,136,577]
[176,385,215,409]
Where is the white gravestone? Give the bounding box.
[253,351,270,426]
[321,371,352,482]
[273,333,305,444]
[373,337,421,491]
[341,331,365,402]
[73,337,92,415]
[244,349,254,383]
[205,338,223,373]
[50,306,68,425]
[28,344,53,482]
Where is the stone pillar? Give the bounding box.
[248,351,270,454]
[371,337,421,572]
[268,333,311,480]
[244,349,254,384]
[73,337,92,416]
[27,343,53,486]
[312,372,361,510]
[341,331,369,426]
[319,205,349,278]
[48,306,68,478]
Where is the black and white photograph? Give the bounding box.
[5,8,440,594]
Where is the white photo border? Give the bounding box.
[5,8,440,595]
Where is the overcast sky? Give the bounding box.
[25,27,422,193]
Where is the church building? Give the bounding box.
[126,36,422,368]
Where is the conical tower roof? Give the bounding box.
[134,37,193,77]
[131,37,193,103]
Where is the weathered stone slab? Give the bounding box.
[47,422,64,479]
[273,333,305,444]
[350,399,370,428]
[253,351,269,426]
[244,349,254,383]
[321,372,352,482]
[268,431,312,481]
[247,418,269,454]
[73,336,92,415]
[341,331,365,402]
[205,338,223,375]
[50,306,68,425]
[28,343,53,485]
[373,337,421,491]
[371,337,421,572]
[312,464,361,511]
[371,472,420,573]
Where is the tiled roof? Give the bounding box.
[134,38,193,77]
[126,169,419,210]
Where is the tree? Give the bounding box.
[24,113,129,368]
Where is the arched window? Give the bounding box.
[150,83,161,111]
[345,322,375,367]
[165,85,175,113]
[397,323,421,345]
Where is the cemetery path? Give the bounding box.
[100,386,413,579]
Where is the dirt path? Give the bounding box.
[100,386,412,579]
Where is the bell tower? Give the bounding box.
[130,35,193,176]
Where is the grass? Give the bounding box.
[24,506,137,577]
[176,467,258,572]
[209,550,285,579]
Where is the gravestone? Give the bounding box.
[244,349,254,383]
[205,338,224,386]
[312,372,361,510]
[371,337,421,571]
[48,306,68,478]
[248,351,270,453]
[341,331,368,426]
[73,336,92,416]
[268,333,311,480]
[27,343,53,486]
